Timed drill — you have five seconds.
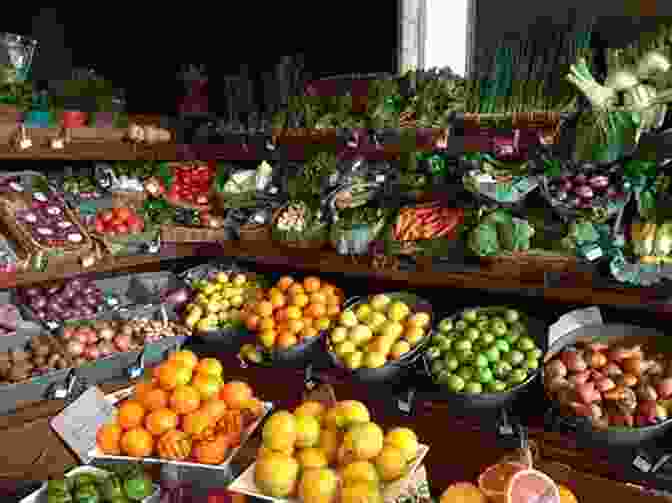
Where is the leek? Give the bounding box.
[566,58,617,110]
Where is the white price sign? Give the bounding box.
[548,306,603,348]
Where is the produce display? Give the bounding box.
[241,275,344,354]
[544,168,627,213]
[60,319,191,366]
[247,399,425,502]
[426,308,542,393]
[46,464,154,503]
[393,205,463,241]
[61,175,103,200]
[183,271,262,333]
[327,293,431,370]
[96,351,266,464]
[544,341,672,428]
[0,335,70,384]
[94,207,146,235]
[18,278,110,323]
[166,162,215,208]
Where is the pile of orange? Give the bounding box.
[241,275,345,351]
[96,350,265,465]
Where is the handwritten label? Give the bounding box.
[548,307,603,348]
[50,386,115,463]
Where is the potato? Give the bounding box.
[8,362,32,382]
[0,352,9,363]
[56,358,69,370]
[9,349,28,362]
[32,344,51,357]
[33,356,47,367]
[0,360,10,378]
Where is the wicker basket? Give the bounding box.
[111,189,147,210]
[271,207,329,250]
[161,224,230,243]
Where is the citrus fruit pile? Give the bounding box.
[239,276,345,358]
[440,461,579,503]
[253,399,422,503]
[328,293,431,370]
[96,350,265,464]
[183,272,262,332]
[426,307,542,394]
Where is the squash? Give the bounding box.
[156,430,192,461]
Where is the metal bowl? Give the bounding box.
[420,306,547,411]
[544,323,672,448]
[324,292,433,385]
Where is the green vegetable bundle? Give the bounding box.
[467,210,535,256]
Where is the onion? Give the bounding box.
[574,185,594,199]
[68,278,84,291]
[35,310,47,320]
[23,287,42,298]
[84,346,101,360]
[66,341,85,356]
[31,296,47,310]
[562,181,573,192]
[574,174,588,185]
[589,176,609,190]
[114,334,132,352]
[62,289,77,301]
[86,295,99,307]
[46,285,60,295]
[82,307,96,318]
[47,300,63,314]
[99,327,115,341]
[72,297,86,308]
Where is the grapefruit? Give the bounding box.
[506,469,560,503]
[440,483,488,503]
[262,411,297,452]
[298,468,339,503]
[477,463,527,503]
[255,452,300,498]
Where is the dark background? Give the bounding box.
[5,5,672,114]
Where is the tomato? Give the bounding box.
[100,211,115,223]
[113,223,129,234]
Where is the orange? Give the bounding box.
[174,365,193,387]
[268,287,284,299]
[275,308,289,322]
[133,380,155,404]
[181,410,212,436]
[304,303,326,319]
[120,427,154,458]
[302,318,314,328]
[288,283,305,297]
[326,293,341,306]
[300,327,319,341]
[191,373,223,400]
[277,276,294,292]
[303,276,321,293]
[333,287,344,300]
[220,381,254,409]
[477,463,527,503]
[326,304,341,318]
[506,468,560,503]
[558,485,578,503]
[258,329,277,349]
[286,306,302,320]
[193,434,230,465]
[309,292,327,305]
[143,388,170,412]
[440,483,488,503]
[170,350,199,370]
[287,319,305,334]
[169,385,201,415]
[276,332,298,350]
[291,293,309,308]
[195,358,224,378]
[245,314,261,331]
[157,363,181,391]
[201,399,228,421]
[118,400,146,430]
[269,291,286,310]
[145,408,179,436]
[256,301,274,318]
[259,317,276,331]
[315,317,331,331]
[97,422,122,455]
[320,284,337,297]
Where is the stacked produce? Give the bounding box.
[426,308,541,393]
[96,351,265,464]
[18,278,109,323]
[182,271,263,333]
[251,399,424,503]
[166,162,215,208]
[327,293,430,370]
[61,319,190,366]
[544,169,626,211]
[393,205,463,241]
[62,175,103,200]
[241,275,344,354]
[0,335,70,384]
[545,341,672,428]
[94,207,146,235]
[46,464,155,503]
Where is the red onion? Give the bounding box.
[23,287,42,298]
[574,185,594,199]
[84,346,101,360]
[66,340,85,356]
[589,176,609,189]
[562,181,573,192]
[574,174,588,185]
[31,296,47,310]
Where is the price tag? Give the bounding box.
[396,389,415,415]
[633,454,652,473]
[548,307,603,349]
[50,386,115,463]
[376,174,386,183]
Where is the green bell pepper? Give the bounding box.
[123,475,154,501]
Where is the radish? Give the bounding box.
[62,327,75,340]
[75,329,89,345]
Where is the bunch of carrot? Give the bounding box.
[393,204,464,241]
